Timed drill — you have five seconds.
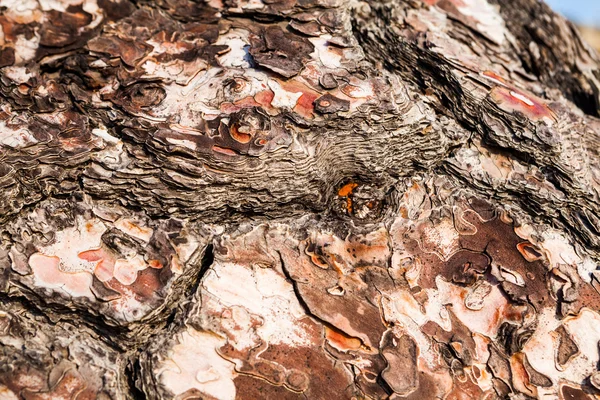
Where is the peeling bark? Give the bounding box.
[1,0,600,399]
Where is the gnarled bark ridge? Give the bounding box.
[1,0,600,398]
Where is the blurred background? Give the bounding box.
[545,0,600,50]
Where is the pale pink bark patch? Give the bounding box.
[491,86,557,123]
[29,253,94,299]
[78,248,115,282]
[113,256,148,286]
[157,328,236,399]
[170,255,183,275]
[435,278,513,338]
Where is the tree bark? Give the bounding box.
[1,0,600,398]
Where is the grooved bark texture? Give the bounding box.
[1,0,600,399]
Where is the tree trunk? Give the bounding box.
[1,0,600,398]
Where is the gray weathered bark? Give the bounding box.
[1,0,600,398]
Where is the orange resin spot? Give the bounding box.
[148,259,164,269]
[325,327,362,351]
[229,123,252,144]
[338,182,358,197]
[338,182,358,213]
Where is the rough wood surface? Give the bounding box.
[1,0,600,399]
